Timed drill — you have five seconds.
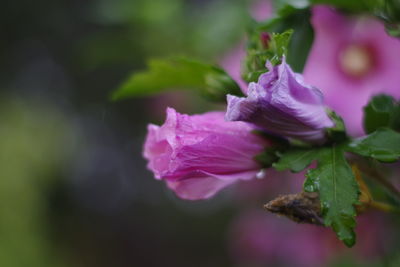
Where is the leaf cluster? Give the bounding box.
[109,0,400,248]
[261,95,400,247]
[242,4,314,82]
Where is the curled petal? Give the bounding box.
[143,108,267,200]
[226,59,334,144]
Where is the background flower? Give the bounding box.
[303,5,400,136]
[228,210,334,267]
[228,209,393,267]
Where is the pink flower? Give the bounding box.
[228,210,334,267]
[303,6,400,136]
[228,210,393,267]
[226,59,334,144]
[143,108,268,200]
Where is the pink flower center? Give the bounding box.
[339,44,374,78]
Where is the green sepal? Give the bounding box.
[254,148,280,168]
[253,130,290,168]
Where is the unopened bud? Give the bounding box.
[264,192,324,226]
[260,32,271,49]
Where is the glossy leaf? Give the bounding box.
[304,146,359,247]
[347,128,400,162]
[273,148,320,172]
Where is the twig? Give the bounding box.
[358,160,400,201]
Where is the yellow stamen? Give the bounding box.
[339,44,373,78]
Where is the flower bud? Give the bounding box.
[226,58,334,144]
[143,108,268,200]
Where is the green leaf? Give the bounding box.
[309,0,376,12]
[382,0,400,38]
[326,109,348,143]
[304,145,359,247]
[275,6,314,72]
[347,128,400,162]
[111,57,243,101]
[277,0,376,12]
[268,30,293,66]
[242,4,314,82]
[277,1,400,39]
[242,30,293,82]
[273,148,320,172]
[273,0,311,10]
[363,94,400,133]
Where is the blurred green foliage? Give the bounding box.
[0,97,77,266]
[363,95,400,134]
[80,0,254,69]
[275,0,400,37]
[112,57,243,102]
[253,4,314,73]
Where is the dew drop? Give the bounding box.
[256,169,266,179]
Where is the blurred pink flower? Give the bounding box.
[143,107,268,200]
[221,43,247,92]
[228,210,334,267]
[303,6,400,136]
[228,210,393,267]
[251,0,273,22]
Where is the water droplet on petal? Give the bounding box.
[256,169,267,179]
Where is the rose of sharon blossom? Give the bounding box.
[304,6,400,136]
[143,107,267,200]
[226,59,334,144]
[229,211,334,267]
[228,210,392,267]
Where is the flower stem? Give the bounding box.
[370,200,400,213]
[358,160,400,201]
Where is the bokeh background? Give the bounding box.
[1,0,400,266]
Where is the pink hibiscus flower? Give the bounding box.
[303,5,400,136]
